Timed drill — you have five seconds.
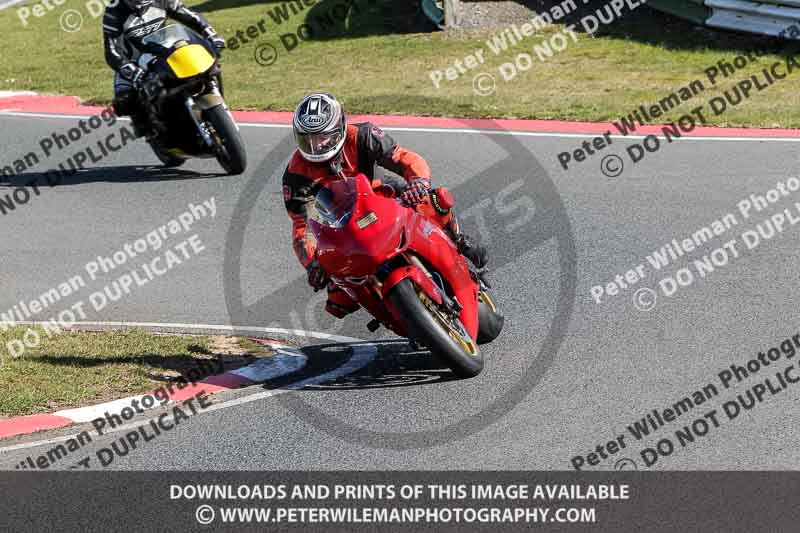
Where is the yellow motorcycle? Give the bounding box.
[137,24,247,175]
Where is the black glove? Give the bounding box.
[306,259,329,291]
[400,178,432,207]
[120,63,146,89]
[141,72,163,101]
[204,28,226,50]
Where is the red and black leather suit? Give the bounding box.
[282,122,439,318]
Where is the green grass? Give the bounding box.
[1,0,799,127]
[0,328,255,417]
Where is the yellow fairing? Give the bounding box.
[166,45,214,79]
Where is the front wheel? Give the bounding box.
[204,105,247,175]
[389,278,483,378]
[148,140,186,168]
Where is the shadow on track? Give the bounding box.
[27,337,457,391]
[0,166,224,187]
[261,340,460,392]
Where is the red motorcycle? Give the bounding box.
[308,173,504,378]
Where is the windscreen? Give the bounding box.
[311,177,357,229]
[141,25,195,49]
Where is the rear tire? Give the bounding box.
[477,290,504,345]
[389,278,483,378]
[205,105,247,175]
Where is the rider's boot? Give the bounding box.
[325,286,360,319]
[455,232,488,269]
[112,92,150,139]
[447,215,488,269]
[426,187,488,269]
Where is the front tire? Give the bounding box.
[148,141,186,168]
[205,105,247,175]
[389,278,483,378]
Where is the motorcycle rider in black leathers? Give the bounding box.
[103,0,225,136]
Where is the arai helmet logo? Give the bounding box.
[301,115,326,129]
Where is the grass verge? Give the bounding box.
[0,0,798,127]
[0,327,266,417]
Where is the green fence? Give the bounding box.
[421,0,461,29]
[420,0,799,38]
[649,0,800,38]
[648,0,709,25]
[422,0,445,28]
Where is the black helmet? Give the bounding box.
[123,0,153,15]
[292,93,346,163]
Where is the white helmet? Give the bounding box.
[292,93,346,163]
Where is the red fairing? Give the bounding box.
[308,174,479,340]
[309,175,407,277]
[406,216,479,339]
[381,266,443,305]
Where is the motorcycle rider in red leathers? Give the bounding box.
[282,93,488,319]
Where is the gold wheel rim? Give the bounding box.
[418,290,478,357]
[479,290,497,313]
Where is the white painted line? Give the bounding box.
[0,320,355,437]
[0,111,129,121]
[55,395,148,423]
[1,111,800,142]
[0,433,80,454]
[238,122,290,130]
[0,90,36,97]
[230,349,308,382]
[283,344,376,390]
[238,122,800,143]
[2,320,363,344]
[383,128,800,142]
[0,321,375,454]
[262,341,288,349]
[0,338,377,455]
[46,347,309,425]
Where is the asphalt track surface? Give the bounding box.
[1,111,800,471]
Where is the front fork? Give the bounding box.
[186,80,228,149]
[184,96,214,148]
[404,253,462,315]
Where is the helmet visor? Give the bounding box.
[295,129,344,161]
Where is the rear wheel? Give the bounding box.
[477,289,504,345]
[389,278,483,378]
[205,105,247,175]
